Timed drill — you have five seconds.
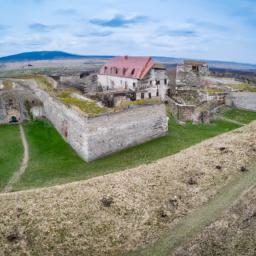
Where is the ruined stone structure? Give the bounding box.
[23,80,168,161]
[226,92,256,111]
[176,60,209,87]
[89,91,134,108]
[0,91,22,124]
[167,87,220,124]
[98,56,170,101]
[50,70,98,93]
[167,97,195,122]
[0,85,42,124]
[167,60,227,123]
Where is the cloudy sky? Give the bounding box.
[0,0,255,63]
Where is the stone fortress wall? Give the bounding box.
[225,92,256,111]
[20,80,168,161]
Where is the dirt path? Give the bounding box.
[129,166,256,256]
[2,125,29,193]
[217,116,246,126]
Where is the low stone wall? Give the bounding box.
[225,92,256,111]
[24,80,168,161]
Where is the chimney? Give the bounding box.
[124,55,128,60]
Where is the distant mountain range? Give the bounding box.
[0,51,112,62]
[0,51,255,71]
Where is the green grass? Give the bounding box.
[201,88,225,93]
[12,118,240,191]
[18,76,108,116]
[223,108,256,124]
[117,97,161,109]
[0,125,23,190]
[59,97,107,117]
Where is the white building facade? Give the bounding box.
[98,56,170,100]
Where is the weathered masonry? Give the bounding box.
[226,92,256,111]
[0,85,41,124]
[176,60,209,87]
[25,80,168,161]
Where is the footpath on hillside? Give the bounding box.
[216,115,246,126]
[2,125,29,193]
[128,165,256,256]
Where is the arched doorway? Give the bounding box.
[10,116,18,123]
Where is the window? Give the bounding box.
[192,65,199,72]
[150,80,152,85]
[141,93,144,99]
[131,69,135,75]
[133,82,136,88]
[156,80,160,85]
[149,92,152,98]
[164,79,167,85]
[156,89,159,96]
[115,67,118,74]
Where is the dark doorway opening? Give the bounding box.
[10,116,18,123]
[192,65,199,72]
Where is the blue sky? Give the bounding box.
[0,0,255,63]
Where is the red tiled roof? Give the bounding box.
[99,56,155,80]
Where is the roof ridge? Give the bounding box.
[139,57,153,79]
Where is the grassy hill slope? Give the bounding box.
[0,125,23,190]
[0,122,255,255]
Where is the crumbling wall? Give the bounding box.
[225,92,256,111]
[25,80,168,161]
[176,65,201,87]
[167,97,195,122]
[176,62,209,87]
[31,106,45,119]
[0,91,24,124]
[167,96,220,123]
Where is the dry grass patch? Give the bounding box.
[118,97,161,109]
[173,185,256,256]
[59,97,108,116]
[229,83,256,92]
[57,88,109,117]
[2,80,13,90]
